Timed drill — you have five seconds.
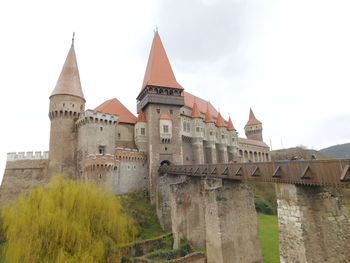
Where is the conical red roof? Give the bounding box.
[160,113,172,120]
[50,43,85,100]
[227,117,236,131]
[141,32,182,90]
[215,113,226,127]
[191,102,201,118]
[245,108,262,127]
[137,110,147,122]
[204,103,213,123]
[94,98,137,124]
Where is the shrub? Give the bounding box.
[2,176,138,263]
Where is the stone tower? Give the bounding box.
[136,31,184,201]
[48,40,85,178]
[244,108,263,141]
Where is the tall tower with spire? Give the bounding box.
[244,108,263,141]
[136,31,184,202]
[48,39,85,178]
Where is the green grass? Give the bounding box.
[258,213,279,263]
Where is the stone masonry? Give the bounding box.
[276,183,350,263]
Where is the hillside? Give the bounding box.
[270,147,330,161]
[319,143,350,159]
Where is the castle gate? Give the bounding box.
[158,160,350,263]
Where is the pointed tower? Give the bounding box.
[48,38,85,178]
[227,116,239,162]
[137,31,184,210]
[244,108,263,141]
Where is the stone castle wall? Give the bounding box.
[0,156,49,206]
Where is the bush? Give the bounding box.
[2,176,138,263]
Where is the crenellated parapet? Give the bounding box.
[84,154,119,171]
[76,110,118,128]
[7,151,49,161]
[116,148,147,162]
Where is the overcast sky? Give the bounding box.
[0,0,349,178]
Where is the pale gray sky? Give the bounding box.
[1,0,349,179]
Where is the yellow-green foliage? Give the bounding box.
[1,176,138,263]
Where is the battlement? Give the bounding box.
[7,151,49,162]
[76,110,118,127]
[116,147,147,162]
[84,154,119,171]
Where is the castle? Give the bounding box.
[1,31,270,204]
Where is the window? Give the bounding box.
[165,147,167,151]
[100,127,103,131]
[141,128,145,135]
[196,127,200,132]
[232,138,235,142]
[156,109,160,114]
[163,125,169,133]
[169,109,173,115]
[221,135,225,139]
[118,133,121,139]
[98,146,105,155]
[210,131,213,136]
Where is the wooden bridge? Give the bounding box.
[157,159,350,263]
[159,159,350,187]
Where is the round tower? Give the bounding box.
[244,108,263,141]
[48,40,85,178]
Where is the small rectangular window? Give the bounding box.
[196,127,200,132]
[118,133,121,139]
[169,109,173,115]
[141,128,145,135]
[98,146,105,155]
[222,135,225,139]
[156,109,160,114]
[163,125,169,133]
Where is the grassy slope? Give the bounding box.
[258,213,279,263]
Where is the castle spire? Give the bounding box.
[141,32,182,90]
[227,116,236,131]
[204,102,213,123]
[215,112,226,127]
[50,40,85,100]
[191,101,201,118]
[245,108,262,127]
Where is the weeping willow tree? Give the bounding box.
[1,176,138,263]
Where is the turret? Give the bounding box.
[48,38,85,178]
[244,108,263,141]
[135,110,148,152]
[215,112,228,163]
[227,116,239,162]
[136,30,184,205]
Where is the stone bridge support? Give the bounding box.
[204,179,262,263]
[170,177,206,250]
[276,184,350,263]
[170,177,262,263]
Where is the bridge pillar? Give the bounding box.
[276,184,350,263]
[170,177,206,249]
[157,173,186,231]
[204,179,262,263]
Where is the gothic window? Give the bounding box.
[141,128,145,135]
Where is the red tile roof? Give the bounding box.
[245,108,262,127]
[159,113,172,120]
[94,98,137,124]
[239,138,269,148]
[142,32,182,90]
[227,117,236,131]
[50,44,85,100]
[191,102,201,118]
[183,91,218,119]
[137,110,147,122]
[215,113,226,127]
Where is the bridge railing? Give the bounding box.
[159,159,350,188]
